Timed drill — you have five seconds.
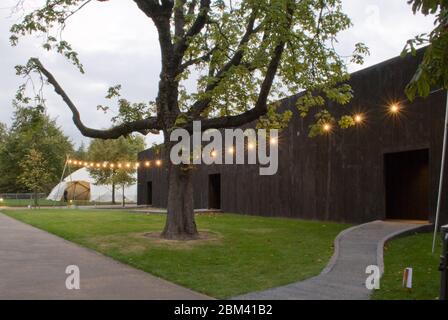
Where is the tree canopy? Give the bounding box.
[11,0,368,138]
[403,0,448,100]
[0,105,73,193]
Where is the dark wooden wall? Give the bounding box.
[138,51,448,224]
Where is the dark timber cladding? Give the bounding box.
[138,49,448,224]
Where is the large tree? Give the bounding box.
[87,135,145,204]
[0,105,73,193]
[10,0,367,239]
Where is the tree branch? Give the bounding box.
[173,0,211,64]
[174,0,187,38]
[186,4,292,131]
[31,58,161,139]
[179,45,217,71]
[132,0,161,18]
[187,11,260,118]
[197,40,287,131]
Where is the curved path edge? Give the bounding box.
[234,220,430,300]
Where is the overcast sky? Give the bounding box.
[0,0,435,149]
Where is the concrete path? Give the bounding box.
[235,220,428,300]
[0,213,211,300]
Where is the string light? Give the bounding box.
[323,123,332,133]
[354,113,364,124]
[64,99,411,171]
[389,103,400,114]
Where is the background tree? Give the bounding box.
[72,141,88,161]
[87,135,145,204]
[0,122,7,145]
[0,105,73,193]
[18,148,54,206]
[11,0,367,239]
[403,0,448,99]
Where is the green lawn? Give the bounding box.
[372,232,442,300]
[3,209,348,298]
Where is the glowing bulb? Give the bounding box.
[110,163,115,168]
[96,163,101,168]
[84,162,88,167]
[135,163,140,168]
[145,161,150,167]
[155,160,162,166]
[354,114,364,124]
[102,163,107,168]
[270,137,277,145]
[323,123,332,132]
[67,160,72,164]
[228,147,234,154]
[90,162,94,167]
[211,150,217,158]
[126,163,131,168]
[389,103,400,114]
[248,143,255,150]
[118,163,122,168]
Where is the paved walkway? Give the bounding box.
[235,220,428,300]
[0,213,211,300]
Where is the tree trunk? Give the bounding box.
[161,162,198,240]
[112,182,116,205]
[122,184,125,208]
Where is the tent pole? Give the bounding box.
[433,91,448,253]
[53,155,69,206]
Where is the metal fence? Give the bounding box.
[0,193,48,206]
[0,193,46,200]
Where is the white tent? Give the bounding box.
[47,168,137,203]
